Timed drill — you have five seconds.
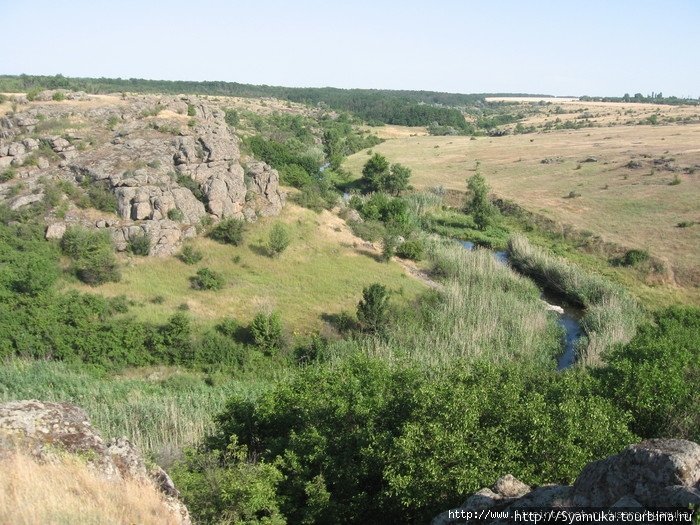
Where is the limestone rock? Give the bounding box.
[572,439,700,507]
[492,474,531,498]
[45,222,67,240]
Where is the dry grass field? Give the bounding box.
[344,101,700,303]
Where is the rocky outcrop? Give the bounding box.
[0,400,191,525]
[432,439,700,524]
[0,93,286,256]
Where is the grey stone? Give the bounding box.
[45,222,67,240]
[492,474,531,498]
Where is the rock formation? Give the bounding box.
[0,93,285,255]
[433,439,700,524]
[0,400,191,524]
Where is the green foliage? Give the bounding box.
[381,234,398,262]
[175,173,207,204]
[199,356,633,524]
[357,283,390,333]
[361,154,411,195]
[60,227,120,285]
[279,163,312,188]
[396,239,425,261]
[186,103,196,117]
[190,268,225,291]
[295,176,339,212]
[52,91,65,101]
[351,193,415,236]
[245,135,320,178]
[172,438,285,525]
[178,244,203,265]
[0,168,16,182]
[249,312,283,354]
[348,219,386,242]
[167,208,185,222]
[598,306,700,442]
[224,108,239,127]
[26,88,41,101]
[87,183,117,213]
[209,218,245,245]
[465,172,497,230]
[127,233,151,256]
[267,222,290,257]
[618,249,650,267]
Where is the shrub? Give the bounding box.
[190,268,225,291]
[167,208,185,222]
[357,283,390,333]
[178,245,203,265]
[175,173,207,204]
[127,233,150,256]
[224,109,239,127]
[52,91,65,101]
[249,312,283,353]
[60,227,120,285]
[0,168,16,183]
[348,219,386,242]
[620,249,650,267]
[267,222,290,257]
[279,163,312,188]
[186,104,196,117]
[396,239,425,261]
[209,218,245,246]
[87,183,117,213]
[669,174,681,185]
[381,235,398,262]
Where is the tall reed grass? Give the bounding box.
[508,234,641,365]
[335,238,561,369]
[0,360,282,464]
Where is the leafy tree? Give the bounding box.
[250,312,283,353]
[385,163,412,195]
[465,172,497,230]
[362,153,390,191]
[357,283,390,333]
[267,222,290,257]
[60,227,120,285]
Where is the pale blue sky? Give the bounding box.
[2,0,698,97]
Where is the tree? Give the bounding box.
[361,154,411,195]
[267,222,290,257]
[250,312,284,353]
[357,283,390,333]
[465,172,497,230]
[362,153,390,192]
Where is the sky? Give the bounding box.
[2,0,699,97]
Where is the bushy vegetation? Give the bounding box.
[361,153,411,195]
[190,268,225,290]
[178,244,203,264]
[267,222,290,257]
[249,312,284,354]
[61,227,120,285]
[127,233,150,256]
[209,218,245,245]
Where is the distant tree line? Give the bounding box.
[580,92,699,106]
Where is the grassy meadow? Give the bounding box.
[345,111,700,305]
[66,203,427,333]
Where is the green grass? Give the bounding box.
[0,359,289,465]
[66,205,427,334]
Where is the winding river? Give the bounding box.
[460,241,583,369]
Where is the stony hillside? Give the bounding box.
[0,91,285,255]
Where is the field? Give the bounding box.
[344,102,700,304]
[67,203,427,333]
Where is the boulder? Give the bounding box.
[45,222,67,240]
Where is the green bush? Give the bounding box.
[619,249,650,267]
[267,222,290,257]
[396,239,425,261]
[249,312,283,353]
[52,91,65,101]
[197,356,634,524]
[598,306,700,442]
[187,103,196,117]
[279,163,312,188]
[87,183,117,213]
[178,244,203,265]
[190,268,225,291]
[224,108,239,127]
[60,227,120,285]
[175,173,207,204]
[0,168,16,183]
[348,219,386,242]
[209,218,245,245]
[167,208,185,222]
[357,283,390,333]
[127,233,150,256]
[381,234,398,262]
